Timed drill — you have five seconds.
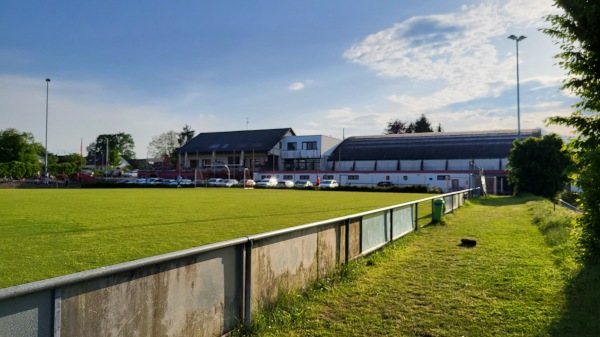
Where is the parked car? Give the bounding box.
[278,180,294,188]
[80,169,94,176]
[146,178,163,185]
[135,178,147,184]
[208,178,222,186]
[295,180,313,188]
[320,179,339,188]
[123,170,138,178]
[238,179,256,187]
[256,177,278,187]
[377,181,394,187]
[217,179,239,187]
[168,179,192,187]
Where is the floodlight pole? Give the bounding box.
[508,35,526,141]
[44,78,51,176]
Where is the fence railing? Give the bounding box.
[0,189,477,337]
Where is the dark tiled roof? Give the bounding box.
[178,128,295,154]
[329,129,541,161]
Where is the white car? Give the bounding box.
[123,170,138,178]
[217,179,239,187]
[295,180,313,188]
[256,177,278,187]
[169,179,192,186]
[208,178,222,186]
[146,178,163,185]
[320,179,339,188]
[278,180,294,188]
[238,179,256,187]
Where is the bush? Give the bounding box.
[0,161,40,178]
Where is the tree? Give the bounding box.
[384,114,439,134]
[89,133,135,167]
[544,0,600,252]
[384,120,410,134]
[147,131,179,158]
[413,114,434,133]
[178,125,195,146]
[59,153,85,167]
[507,134,573,198]
[0,128,42,164]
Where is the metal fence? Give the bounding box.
[0,189,476,337]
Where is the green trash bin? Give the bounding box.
[432,198,445,221]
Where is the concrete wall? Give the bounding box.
[0,190,473,337]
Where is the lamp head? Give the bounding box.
[46,78,51,82]
[508,35,526,42]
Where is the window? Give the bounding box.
[299,175,309,180]
[323,175,334,179]
[283,175,293,180]
[302,141,317,150]
[287,142,297,150]
[348,175,359,180]
[437,175,450,180]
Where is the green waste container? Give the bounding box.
[432,198,445,221]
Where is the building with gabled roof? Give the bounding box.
[176,128,295,177]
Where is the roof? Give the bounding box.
[328,129,542,161]
[178,128,295,154]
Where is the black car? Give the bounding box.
[377,181,394,187]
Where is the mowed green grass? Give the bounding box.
[0,188,431,288]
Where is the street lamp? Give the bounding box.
[45,78,51,176]
[508,35,526,141]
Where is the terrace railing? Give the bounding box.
[0,189,477,337]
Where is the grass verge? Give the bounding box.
[236,195,595,337]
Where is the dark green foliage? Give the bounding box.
[90,133,136,166]
[0,161,40,178]
[178,124,195,146]
[383,114,440,134]
[543,0,600,254]
[0,128,43,164]
[507,134,572,198]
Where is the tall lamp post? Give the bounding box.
[44,78,51,176]
[508,35,526,141]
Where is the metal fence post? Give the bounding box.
[414,203,419,231]
[244,239,253,330]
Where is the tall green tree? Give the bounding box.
[507,134,573,198]
[413,114,434,133]
[544,0,600,252]
[178,125,195,146]
[90,133,135,167]
[0,128,42,164]
[384,120,411,134]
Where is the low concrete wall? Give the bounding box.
[0,189,474,337]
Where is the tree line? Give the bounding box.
[0,124,196,179]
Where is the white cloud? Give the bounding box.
[343,0,559,113]
[288,82,305,91]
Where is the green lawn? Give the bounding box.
[240,196,593,337]
[0,188,431,288]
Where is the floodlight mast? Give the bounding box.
[508,35,526,141]
[44,78,50,176]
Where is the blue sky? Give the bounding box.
[1,0,576,157]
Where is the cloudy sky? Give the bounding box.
[1,0,576,157]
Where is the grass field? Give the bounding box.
[239,196,597,336]
[0,188,432,288]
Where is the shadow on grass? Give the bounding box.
[548,257,600,337]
